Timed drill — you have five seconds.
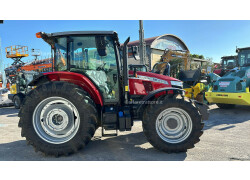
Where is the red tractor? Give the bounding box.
[213,55,238,76]
[18,31,209,156]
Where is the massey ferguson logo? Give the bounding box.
[216,94,229,97]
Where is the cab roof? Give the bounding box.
[38,31,119,47]
[45,31,117,37]
[236,47,250,52]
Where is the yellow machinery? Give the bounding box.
[178,69,208,102]
[5,45,29,59]
[5,45,29,109]
[205,47,250,108]
[152,49,212,102]
[205,88,250,106]
[10,83,17,94]
[184,82,206,102]
[161,49,190,70]
[5,45,29,69]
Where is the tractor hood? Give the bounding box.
[129,70,181,82]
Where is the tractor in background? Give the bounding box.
[8,70,39,108]
[213,55,238,76]
[18,31,209,156]
[178,69,220,103]
[206,47,250,108]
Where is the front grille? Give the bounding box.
[142,81,153,93]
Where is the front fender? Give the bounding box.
[136,87,185,118]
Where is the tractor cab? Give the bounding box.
[221,56,237,69]
[37,31,121,104]
[237,47,250,67]
[213,55,238,76]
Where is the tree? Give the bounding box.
[198,55,204,59]
[169,58,184,78]
[190,54,205,59]
[202,57,214,72]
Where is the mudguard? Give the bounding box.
[136,87,209,121]
[28,72,104,106]
[136,87,185,118]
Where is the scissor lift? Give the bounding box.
[5,45,29,67]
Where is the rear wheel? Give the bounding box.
[18,81,98,156]
[216,103,235,109]
[142,95,204,153]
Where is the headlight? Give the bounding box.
[171,81,183,89]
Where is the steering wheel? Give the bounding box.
[96,63,106,71]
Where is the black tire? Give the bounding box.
[142,95,204,153]
[216,103,235,109]
[18,81,98,156]
[13,94,22,109]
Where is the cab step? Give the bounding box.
[101,129,118,137]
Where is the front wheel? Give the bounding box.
[142,95,204,153]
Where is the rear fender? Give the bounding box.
[29,72,104,106]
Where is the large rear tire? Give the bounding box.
[216,103,235,109]
[142,95,204,153]
[18,81,98,156]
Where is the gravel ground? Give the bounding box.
[0,105,249,161]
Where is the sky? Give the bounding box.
[1,20,250,67]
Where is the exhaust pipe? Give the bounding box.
[123,37,130,104]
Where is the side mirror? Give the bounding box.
[131,46,139,60]
[131,46,139,54]
[95,36,107,56]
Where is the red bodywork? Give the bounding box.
[129,71,179,95]
[44,72,103,106]
[213,69,222,76]
[43,71,181,106]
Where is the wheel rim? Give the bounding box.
[155,107,193,144]
[33,97,80,144]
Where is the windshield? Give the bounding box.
[238,50,250,67]
[54,35,119,103]
[54,36,117,71]
[129,65,147,72]
[223,59,235,65]
[222,59,236,69]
